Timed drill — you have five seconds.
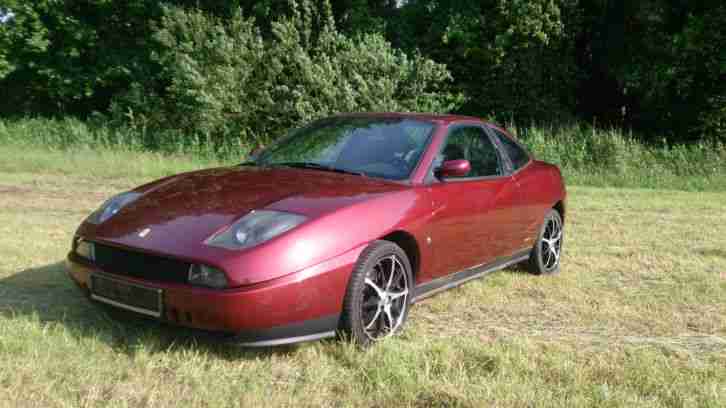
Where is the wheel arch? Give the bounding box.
[379,230,421,281]
[553,200,565,222]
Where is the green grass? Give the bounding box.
[513,124,726,191]
[0,144,725,406]
[2,117,725,191]
[0,117,248,161]
[0,144,224,183]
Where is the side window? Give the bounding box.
[492,128,530,171]
[438,126,502,178]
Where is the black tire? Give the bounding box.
[528,209,564,275]
[339,240,413,347]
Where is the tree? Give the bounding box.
[0,0,246,116]
[577,0,726,141]
[108,1,461,147]
[381,0,580,124]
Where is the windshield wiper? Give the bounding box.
[274,162,366,177]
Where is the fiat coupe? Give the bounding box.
[67,113,566,346]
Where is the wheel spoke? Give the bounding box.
[365,307,382,330]
[548,247,557,267]
[388,289,408,300]
[383,307,395,330]
[385,256,397,290]
[365,278,385,299]
[544,248,552,267]
[541,240,550,255]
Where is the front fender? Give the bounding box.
[222,189,430,286]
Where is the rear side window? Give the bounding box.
[492,128,530,171]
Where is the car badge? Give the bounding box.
[138,228,151,238]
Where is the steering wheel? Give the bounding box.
[387,155,411,174]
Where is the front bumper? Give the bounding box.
[66,246,363,346]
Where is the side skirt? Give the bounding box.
[412,249,531,303]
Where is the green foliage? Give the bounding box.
[2,117,724,191]
[700,94,726,141]
[109,1,461,148]
[0,1,46,78]
[0,0,723,142]
[577,0,726,142]
[679,5,726,141]
[0,0,165,115]
[0,117,241,160]
[513,123,726,190]
[0,0,254,116]
[388,0,579,124]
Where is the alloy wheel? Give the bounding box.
[540,215,563,270]
[361,254,409,341]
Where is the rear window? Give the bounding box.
[492,128,530,171]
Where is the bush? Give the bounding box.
[109,0,462,150]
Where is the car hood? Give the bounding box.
[88,166,407,256]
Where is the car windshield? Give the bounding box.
[255,117,435,181]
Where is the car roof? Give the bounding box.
[334,112,488,125]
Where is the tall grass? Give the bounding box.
[511,123,725,191]
[0,117,249,160]
[1,117,724,190]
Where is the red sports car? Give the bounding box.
[67,113,566,346]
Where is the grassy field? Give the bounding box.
[1,145,725,407]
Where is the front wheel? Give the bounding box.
[528,209,564,275]
[339,241,413,347]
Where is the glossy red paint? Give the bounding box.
[75,167,411,287]
[437,159,471,178]
[67,244,364,332]
[66,112,566,345]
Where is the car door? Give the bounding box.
[425,124,521,279]
[489,126,542,250]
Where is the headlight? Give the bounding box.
[205,210,307,250]
[74,237,95,261]
[188,264,228,289]
[86,191,142,224]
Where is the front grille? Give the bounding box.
[93,243,190,284]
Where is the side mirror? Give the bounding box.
[436,159,471,178]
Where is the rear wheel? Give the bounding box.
[339,240,412,346]
[528,209,563,275]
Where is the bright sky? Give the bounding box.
[0,10,15,24]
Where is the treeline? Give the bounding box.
[0,0,724,145]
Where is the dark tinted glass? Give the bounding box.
[436,126,502,178]
[256,117,434,180]
[493,129,530,170]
